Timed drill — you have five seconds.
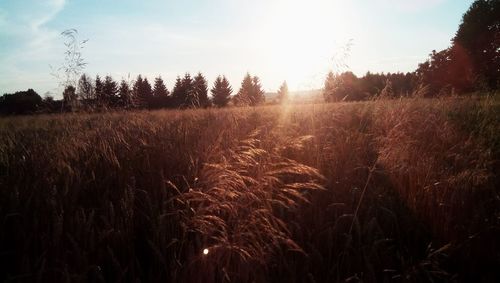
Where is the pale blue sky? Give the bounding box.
[0,0,473,97]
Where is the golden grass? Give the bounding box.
[0,97,498,282]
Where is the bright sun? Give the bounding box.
[259,0,355,89]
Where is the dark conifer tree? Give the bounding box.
[103,75,118,107]
[174,73,193,108]
[171,76,183,108]
[132,75,153,109]
[234,73,254,106]
[211,75,232,107]
[118,79,132,108]
[132,75,145,108]
[251,76,265,106]
[192,72,210,108]
[153,76,169,108]
[142,78,153,108]
[234,73,266,106]
[95,75,104,107]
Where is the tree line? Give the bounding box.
[322,0,499,102]
[322,71,418,102]
[65,72,244,111]
[1,0,497,115]
[0,72,272,115]
[417,0,499,94]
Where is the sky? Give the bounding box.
[0,0,473,97]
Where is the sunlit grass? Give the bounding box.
[0,96,498,282]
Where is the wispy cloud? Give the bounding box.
[0,0,471,95]
[31,0,66,30]
[0,0,67,94]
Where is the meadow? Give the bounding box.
[0,96,498,282]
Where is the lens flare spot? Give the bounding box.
[203,248,209,255]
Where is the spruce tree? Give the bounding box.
[234,73,253,106]
[171,76,183,108]
[95,75,104,107]
[234,73,265,106]
[277,81,289,103]
[192,72,210,108]
[141,78,153,108]
[103,75,118,107]
[153,76,169,108]
[118,79,132,108]
[176,73,193,108]
[133,75,146,108]
[251,76,265,105]
[211,75,232,107]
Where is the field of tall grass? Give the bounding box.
[0,96,498,282]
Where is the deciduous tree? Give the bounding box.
[63,85,77,111]
[77,74,94,101]
[0,89,42,115]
